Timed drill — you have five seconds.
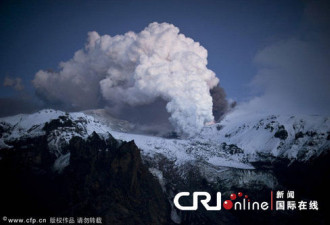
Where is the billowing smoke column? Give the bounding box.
[33,22,220,135]
[210,85,228,122]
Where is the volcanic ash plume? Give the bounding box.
[33,22,220,135]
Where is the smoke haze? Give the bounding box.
[233,0,330,116]
[33,22,226,135]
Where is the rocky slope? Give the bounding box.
[0,109,329,224]
[0,116,171,224]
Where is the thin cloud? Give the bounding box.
[3,76,24,91]
[235,0,330,116]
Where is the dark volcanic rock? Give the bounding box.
[274,125,288,140]
[1,112,329,225]
[64,132,171,224]
[0,131,171,225]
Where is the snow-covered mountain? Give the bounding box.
[1,109,328,167]
[199,112,329,161]
[1,109,329,224]
[0,108,328,187]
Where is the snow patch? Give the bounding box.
[53,153,71,173]
[149,168,166,192]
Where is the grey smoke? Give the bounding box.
[210,85,228,121]
[3,76,24,91]
[0,96,41,117]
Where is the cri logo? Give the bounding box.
[174,192,222,211]
[174,191,269,211]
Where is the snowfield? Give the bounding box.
[198,112,330,161]
[1,109,329,173]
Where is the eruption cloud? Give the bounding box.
[33,22,220,135]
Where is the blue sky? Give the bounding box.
[0,0,304,99]
[1,0,329,117]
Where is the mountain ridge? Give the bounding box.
[1,109,329,224]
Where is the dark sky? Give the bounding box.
[0,0,329,116]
